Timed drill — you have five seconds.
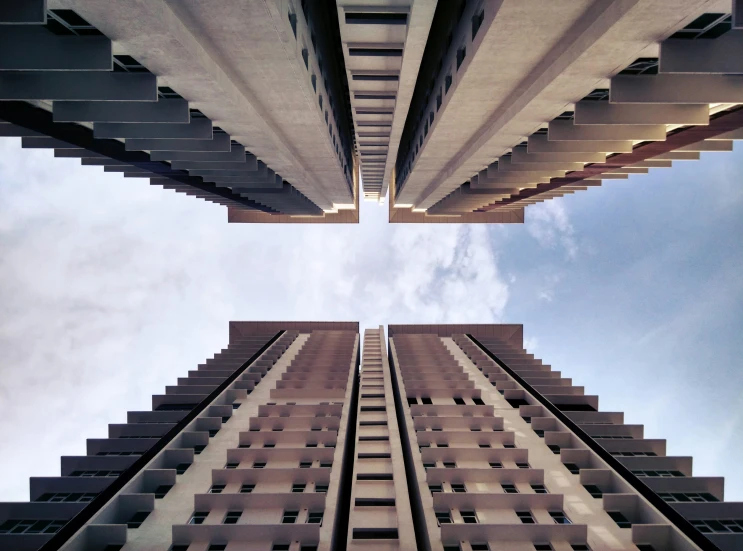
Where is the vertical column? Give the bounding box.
[347,327,416,549]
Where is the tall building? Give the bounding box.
[1,322,740,551]
[2,1,742,223]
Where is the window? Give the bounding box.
[689,519,743,533]
[189,512,207,525]
[154,485,172,499]
[583,484,602,498]
[208,545,226,551]
[516,462,530,469]
[176,463,190,474]
[264,443,275,448]
[522,416,531,423]
[461,510,478,524]
[320,461,332,468]
[225,462,239,469]
[534,546,553,551]
[479,443,491,449]
[424,462,436,470]
[272,545,291,551]
[451,484,467,493]
[564,463,580,475]
[300,461,313,469]
[194,445,206,455]
[209,484,225,494]
[282,510,299,524]
[517,511,535,524]
[306,443,317,448]
[657,492,718,503]
[292,483,307,493]
[472,8,485,39]
[473,397,485,406]
[170,546,190,551]
[253,462,266,469]
[232,402,241,409]
[240,484,255,493]
[37,493,98,503]
[454,397,466,405]
[504,443,515,449]
[421,397,433,405]
[548,445,561,455]
[535,430,545,437]
[445,73,453,94]
[437,443,449,448]
[489,461,503,469]
[470,427,481,432]
[127,511,150,528]
[532,484,548,494]
[407,397,418,405]
[209,430,219,437]
[636,546,656,551]
[443,462,457,469]
[432,427,443,432]
[549,511,571,525]
[571,545,591,551]
[436,511,452,525]
[429,484,443,493]
[223,511,241,524]
[307,511,324,524]
[471,544,490,551]
[444,546,461,551]
[631,470,684,478]
[315,484,328,493]
[502,483,518,494]
[608,511,631,528]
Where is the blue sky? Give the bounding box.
[0,137,741,502]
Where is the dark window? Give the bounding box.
[571,545,591,551]
[504,443,515,449]
[407,397,418,405]
[584,484,602,498]
[264,443,275,448]
[453,397,466,405]
[436,511,452,525]
[451,484,467,493]
[292,483,307,493]
[252,462,266,469]
[127,511,150,529]
[564,463,580,475]
[473,397,484,406]
[209,485,225,494]
[461,510,478,524]
[608,511,631,528]
[272,545,291,551]
[232,402,241,409]
[352,528,399,539]
[358,473,393,481]
[223,511,241,524]
[282,510,299,524]
[320,461,332,468]
[429,484,443,493]
[356,498,396,506]
[548,445,561,455]
[189,512,207,525]
[516,462,530,469]
[535,430,545,437]
[424,462,436,470]
[471,545,490,551]
[472,8,485,39]
[421,397,433,405]
[550,511,571,525]
[345,12,408,25]
[534,545,553,551]
[176,463,190,474]
[532,484,548,494]
[443,462,457,469]
[240,484,255,493]
[154,485,172,499]
[517,511,535,524]
[489,462,503,469]
[315,484,328,493]
[307,511,324,524]
[225,462,239,469]
[502,484,518,494]
[479,443,491,449]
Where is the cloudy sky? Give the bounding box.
[1,137,742,503]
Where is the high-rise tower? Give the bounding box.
[1,323,740,551]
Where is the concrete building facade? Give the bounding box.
[3,1,743,223]
[1,322,740,551]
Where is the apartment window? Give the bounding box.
[550,511,571,525]
[517,511,535,524]
[253,462,266,469]
[299,461,313,469]
[548,445,561,455]
[522,416,531,423]
[300,546,318,551]
[420,443,430,449]
[37,493,98,503]
[444,546,461,551]
[315,484,328,493]
[689,519,743,533]
[445,73,453,94]
[453,397,466,405]
[534,546,553,551]
[516,462,530,469]
[489,461,503,469]
[472,8,485,39]
[443,462,457,469]
[432,427,443,432]
[282,510,299,524]
[264,443,276,448]
[436,511,452,525]
[176,463,190,474]
[451,484,467,493]
[209,484,225,494]
[232,402,241,409]
[564,463,580,475]
[421,397,433,405]
[470,427,481,432]
[657,492,718,503]
[631,470,684,477]
[535,430,545,437]
[273,427,283,432]
[240,484,255,493]
[437,443,449,448]
[424,462,436,470]
[170,546,189,551]
[471,545,489,551]
[571,545,591,551]
[154,484,172,499]
[320,461,332,468]
[461,510,478,524]
[584,484,602,498]
[306,443,317,448]
[473,397,485,406]
[502,483,518,494]
[225,462,239,469]
[429,484,443,493]
[189,512,207,525]
[307,511,324,524]
[127,511,150,529]
[504,443,515,449]
[208,546,226,551]
[223,511,241,525]
[407,397,418,405]
[478,443,491,449]
[272,545,291,551]
[608,511,631,528]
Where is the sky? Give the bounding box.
[1,137,742,503]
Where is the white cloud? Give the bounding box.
[526,199,577,259]
[0,139,510,500]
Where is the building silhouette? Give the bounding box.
[1,322,739,551]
